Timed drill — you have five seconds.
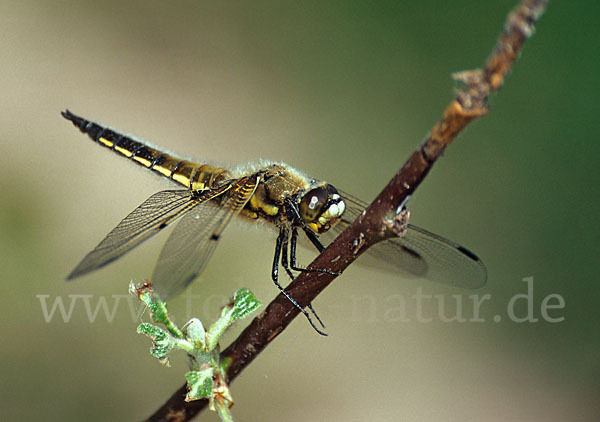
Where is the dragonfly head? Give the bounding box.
[298,183,346,233]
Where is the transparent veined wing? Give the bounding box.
[67,186,232,280]
[319,191,487,289]
[152,175,260,301]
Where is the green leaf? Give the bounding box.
[130,282,184,338]
[230,288,262,321]
[185,369,214,401]
[206,288,262,350]
[137,323,175,358]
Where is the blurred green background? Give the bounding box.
[1,1,598,420]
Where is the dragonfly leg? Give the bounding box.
[281,228,326,331]
[279,228,296,280]
[272,228,327,336]
[284,198,340,275]
[289,228,340,276]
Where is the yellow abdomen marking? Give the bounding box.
[98,137,114,148]
[152,165,172,177]
[132,156,152,167]
[172,173,190,186]
[114,145,133,157]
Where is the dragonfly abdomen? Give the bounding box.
[62,110,229,190]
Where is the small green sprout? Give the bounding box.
[132,282,261,421]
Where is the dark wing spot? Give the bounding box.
[457,246,480,262]
[401,245,422,259]
[210,233,220,241]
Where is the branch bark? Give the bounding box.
[147,0,549,420]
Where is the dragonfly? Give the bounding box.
[63,110,486,333]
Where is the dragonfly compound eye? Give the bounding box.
[299,184,346,233]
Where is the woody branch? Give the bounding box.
[147,0,550,420]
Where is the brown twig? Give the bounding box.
[146,0,549,420]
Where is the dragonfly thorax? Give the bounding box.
[298,183,346,234]
[243,165,345,234]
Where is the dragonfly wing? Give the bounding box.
[151,175,260,301]
[319,191,487,288]
[375,225,486,288]
[67,190,198,280]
